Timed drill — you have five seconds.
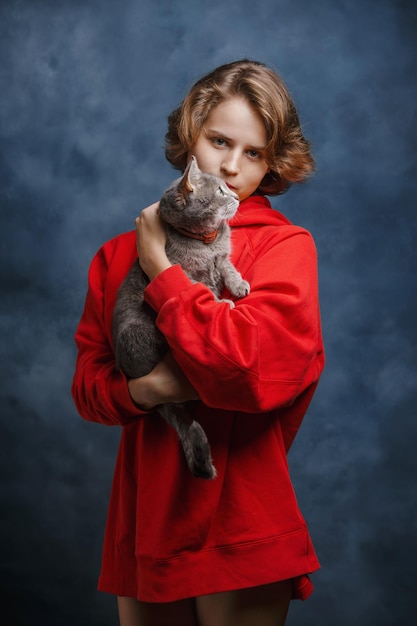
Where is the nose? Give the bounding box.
[221,152,240,175]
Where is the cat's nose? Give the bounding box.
[225,184,238,200]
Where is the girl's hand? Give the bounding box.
[127,352,199,411]
[135,202,172,280]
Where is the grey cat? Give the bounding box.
[112,156,250,479]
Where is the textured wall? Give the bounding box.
[1,0,416,624]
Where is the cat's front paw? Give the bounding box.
[220,298,235,308]
[233,280,250,298]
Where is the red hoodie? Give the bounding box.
[72,195,325,602]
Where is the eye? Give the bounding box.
[217,186,225,195]
[212,137,226,147]
[247,149,261,159]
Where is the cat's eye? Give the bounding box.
[217,186,225,195]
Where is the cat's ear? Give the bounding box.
[180,156,199,195]
[177,156,200,206]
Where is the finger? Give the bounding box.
[142,201,160,218]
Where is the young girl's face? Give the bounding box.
[189,97,270,201]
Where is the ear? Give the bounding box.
[180,156,199,195]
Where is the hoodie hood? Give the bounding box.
[229,195,292,229]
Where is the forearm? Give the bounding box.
[128,352,199,410]
[143,238,324,413]
[72,246,145,426]
[72,353,145,426]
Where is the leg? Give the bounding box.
[196,580,293,626]
[117,596,199,626]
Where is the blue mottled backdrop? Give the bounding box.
[1,0,416,624]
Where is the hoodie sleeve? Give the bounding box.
[71,243,146,426]
[144,228,324,413]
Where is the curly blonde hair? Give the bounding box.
[165,59,315,195]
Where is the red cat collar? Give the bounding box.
[174,226,219,244]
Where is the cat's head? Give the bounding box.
[159,156,239,232]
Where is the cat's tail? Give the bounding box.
[158,404,217,480]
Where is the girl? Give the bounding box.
[72,59,325,626]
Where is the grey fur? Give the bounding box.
[112,156,250,479]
